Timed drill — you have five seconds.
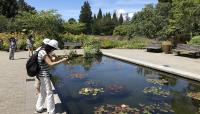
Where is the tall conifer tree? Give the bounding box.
[79,1,92,34]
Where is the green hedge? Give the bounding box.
[187,36,200,45]
[99,36,150,49]
[0,32,150,51]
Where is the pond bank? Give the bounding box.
[101,49,200,81]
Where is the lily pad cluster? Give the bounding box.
[94,104,135,114]
[79,87,104,96]
[187,92,200,100]
[146,79,168,86]
[143,87,170,97]
[137,103,174,114]
[94,103,174,114]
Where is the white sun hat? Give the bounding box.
[43,38,50,44]
[47,39,60,50]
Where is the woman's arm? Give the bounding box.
[44,55,67,66]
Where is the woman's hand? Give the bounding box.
[61,58,67,62]
[45,56,67,66]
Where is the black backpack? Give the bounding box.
[26,51,40,77]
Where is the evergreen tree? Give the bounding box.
[125,13,130,22]
[79,1,92,34]
[105,13,111,20]
[93,14,97,20]
[92,14,99,34]
[68,18,76,24]
[119,14,123,25]
[112,12,118,25]
[97,8,102,20]
[17,0,35,13]
[0,0,18,18]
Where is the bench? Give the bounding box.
[145,42,162,52]
[64,42,82,49]
[173,44,200,57]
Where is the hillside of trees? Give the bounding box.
[0,0,200,45]
[114,0,200,43]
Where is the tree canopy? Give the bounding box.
[113,0,200,42]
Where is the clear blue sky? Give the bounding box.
[26,0,157,21]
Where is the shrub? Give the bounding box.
[0,33,10,50]
[17,34,27,50]
[68,49,78,59]
[33,34,44,48]
[64,22,86,35]
[63,33,87,43]
[162,41,172,45]
[112,37,149,49]
[113,25,130,36]
[187,36,200,45]
[83,36,101,58]
[0,32,46,51]
[100,38,116,49]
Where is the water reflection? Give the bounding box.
[171,92,199,114]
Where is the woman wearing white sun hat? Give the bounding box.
[35,39,67,114]
[34,38,51,96]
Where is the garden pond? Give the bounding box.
[51,56,200,114]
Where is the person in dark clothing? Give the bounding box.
[26,30,34,57]
[9,33,17,60]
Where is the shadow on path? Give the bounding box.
[14,57,28,60]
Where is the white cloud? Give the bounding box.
[115,8,139,19]
[116,9,125,17]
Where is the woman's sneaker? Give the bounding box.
[35,108,47,113]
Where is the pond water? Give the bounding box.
[51,56,200,114]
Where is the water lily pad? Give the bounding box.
[94,104,135,114]
[143,87,170,97]
[187,92,200,101]
[94,103,174,114]
[79,87,104,96]
[146,79,168,86]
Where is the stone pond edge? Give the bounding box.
[103,52,200,82]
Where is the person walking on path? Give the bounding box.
[34,38,51,95]
[36,39,67,114]
[8,32,17,60]
[26,30,34,57]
